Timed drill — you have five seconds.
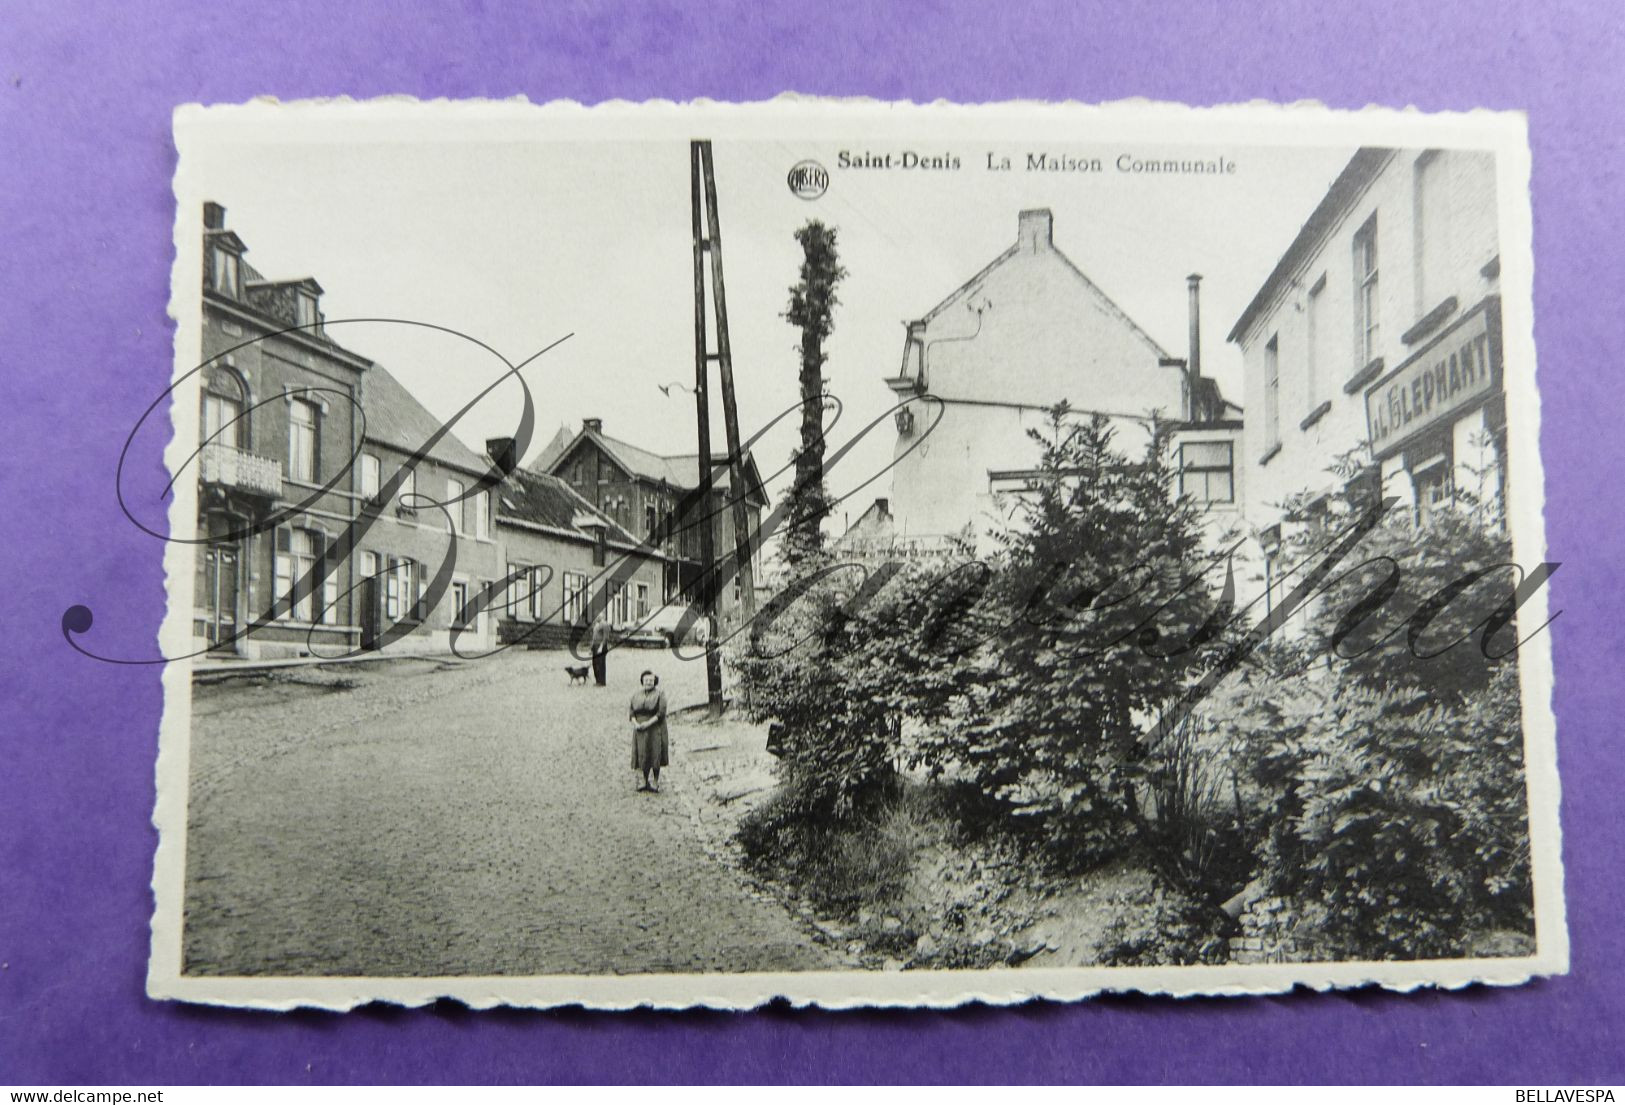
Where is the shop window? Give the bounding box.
[1412,454,1452,527]
[1178,441,1235,504]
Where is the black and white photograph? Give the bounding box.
[148,100,1564,1009]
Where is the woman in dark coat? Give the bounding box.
[629,669,669,792]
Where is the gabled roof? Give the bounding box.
[529,423,576,473]
[496,467,647,550]
[917,216,1171,362]
[361,363,491,475]
[1227,148,1394,345]
[205,227,247,254]
[538,426,770,508]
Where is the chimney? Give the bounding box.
[203,201,226,230]
[486,436,517,475]
[582,417,603,433]
[1017,209,1053,252]
[1186,273,1203,418]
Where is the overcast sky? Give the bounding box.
[180,116,1352,530]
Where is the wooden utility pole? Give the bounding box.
[690,141,724,713]
[690,139,758,714]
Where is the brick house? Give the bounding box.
[535,418,768,632]
[195,202,370,659]
[194,201,503,660]
[490,457,667,649]
[350,365,501,655]
[1228,147,1506,615]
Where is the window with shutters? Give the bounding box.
[530,567,548,621]
[506,561,524,615]
[562,571,589,626]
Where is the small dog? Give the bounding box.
[565,665,590,685]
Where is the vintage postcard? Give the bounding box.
[145,98,1565,1009]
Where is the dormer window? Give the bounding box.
[296,292,318,330]
[211,247,240,297]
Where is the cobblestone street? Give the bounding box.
[182,647,840,977]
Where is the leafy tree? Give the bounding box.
[781,220,846,568]
[734,404,1234,866]
[913,407,1235,862]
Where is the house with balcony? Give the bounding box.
[194,201,507,660]
[195,202,370,659]
[533,418,769,633]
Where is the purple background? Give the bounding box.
[3,0,1622,1084]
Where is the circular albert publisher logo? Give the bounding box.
[787,159,828,200]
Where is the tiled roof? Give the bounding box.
[496,468,646,549]
[361,363,491,474]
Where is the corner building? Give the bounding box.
[195,203,368,658]
[1228,148,1508,608]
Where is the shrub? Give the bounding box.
[1198,461,1536,959]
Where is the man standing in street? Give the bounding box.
[590,611,611,687]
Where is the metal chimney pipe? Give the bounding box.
[1186,273,1203,421]
[1186,273,1202,381]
